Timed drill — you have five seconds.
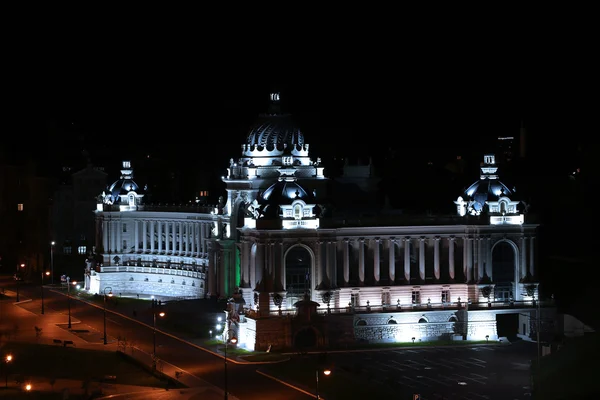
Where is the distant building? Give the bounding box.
[50,163,108,276]
[0,160,53,278]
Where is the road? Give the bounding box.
[1,277,311,400]
[259,342,536,400]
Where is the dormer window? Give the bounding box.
[283,156,293,166]
[294,204,302,219]
[128,194,135,206]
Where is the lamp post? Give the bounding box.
[153,310,165,369]
[4,354,11,388]
[41,271,50,314]
[103,287,113,345]
[223,329,237,400]
[315,368,331,400]
[66,277,75,329]
[16,263,25,302]
[50,241,55,285]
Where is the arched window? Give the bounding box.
[356,319,367,326]
[387,319,397,324]
[418,318,428,323]
[448,315,458,322]
[128,194,135,206]
[294,204,302,219]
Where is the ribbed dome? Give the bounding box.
[464,179,514,212]
[104,161,143,203]
[245,114,304,150]
[260,179,314,205]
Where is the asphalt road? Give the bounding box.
[1,278,312,400]
[259,342,537,400]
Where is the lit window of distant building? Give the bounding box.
[64,246,72,255]
[78,246,86,255]
[17,204,24,211]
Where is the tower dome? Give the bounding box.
[245,92,304,150]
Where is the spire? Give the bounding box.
[268,90,281,115]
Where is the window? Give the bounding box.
[123,240,127,250]
[441,289,450,303]
[294,205,302,219]
[78,246,86,255]
[351,292,359,307]
[63,246,72,254]
[412,289,420,304]
[381,291,391,305]
[17,203,24,211]
[123,224,127,233]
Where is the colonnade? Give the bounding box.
[240,235,536,291]
[100,218,213,257]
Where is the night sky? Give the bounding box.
[5,25,596,187]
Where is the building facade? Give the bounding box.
[92,93,544,351]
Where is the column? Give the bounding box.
[404,237,410,282]
[250,242,256,289]
[329,241,337,288]
[448,237,455,280]
[172,221,177,253]
[316,241,323,287]
[388,238,396,283]
[116,221,121,252]
[358,239,365,284]
[520,236,527,279]
[529,237,535,278]
[373,238,380,283]
[157,221,162,253]
[477,237,484,281]
[142,220,147,253]
[178,221,183,256]
[466,238,473,282]
[343,239,350,285]
[269,242,275,275]
[192,223,197,255]
[134,220,139,253]
[433,236,440,280]
[165,221,170,253]
[103,220,108,253]
[201,223,206,254]
[255,243,264,286]
[279,242,285,290]
[419,237,425,281]
[150,220,155,253]
[486,236,493,279]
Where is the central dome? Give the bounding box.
[245,113,304,149]
[245,92,304,149]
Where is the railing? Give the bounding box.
[243,299,552,318]
[99,264,206,274]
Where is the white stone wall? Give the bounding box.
[89,271,204,299]
[466,310,498,340]
[238,317,257,351]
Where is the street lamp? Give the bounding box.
[41,271,50,314]
[103,287,113,345]
[4,354,12,388]
[50,241,55,285]
[315,367,331,400]
[153,311,165,368]
[16,263,25,302]
[66,277,76,329]
[223,329,237,400]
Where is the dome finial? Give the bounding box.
[268,91,281,114]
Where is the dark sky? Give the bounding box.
[5,24,596,179]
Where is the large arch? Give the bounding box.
[284,244,315,308]
[491,239,519,301]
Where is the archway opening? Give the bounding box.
[492,241,516,301]
[294,327,317,349]
[286,246,312,307]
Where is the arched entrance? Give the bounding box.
[294,327,317,349]
[492,241,516,301]
[285,246,312,308]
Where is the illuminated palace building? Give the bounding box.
[93,93,543,351]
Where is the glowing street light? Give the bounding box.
[223,329,237,400]
[152,310,165,369]
[315,368,331,399]
[50,241,55,285]
[4,354,12,388]
[103,287,113,345]
[41,271,50,314]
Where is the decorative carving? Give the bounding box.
[272,293,283,308]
